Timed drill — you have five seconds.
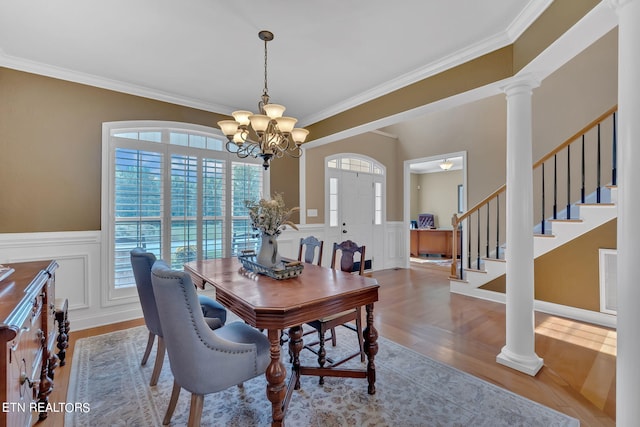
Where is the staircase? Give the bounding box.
[448,107,618,328]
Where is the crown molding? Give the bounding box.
[298,1,554,127]
[0,52,236,115]
[0,1,555,127]
[505,0,554,40]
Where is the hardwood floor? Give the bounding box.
[43,263,615,426]
[373,263,616,426]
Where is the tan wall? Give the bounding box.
[0,26,617,234]
[482,219,617,312]
[387,95,507,210]
[381,28,617,222]
[304,132,399,223]
[532,29,618,161]
[269,154,301,224]
[413,170,462,229]
[0,68,297,232]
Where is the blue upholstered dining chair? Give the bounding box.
[130,248,227,386]
[150,260,271,427]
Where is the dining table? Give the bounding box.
[184,257,380,427]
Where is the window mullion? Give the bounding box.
[197,157,203,260]
[161,144,172,263]
[224,159,232,257]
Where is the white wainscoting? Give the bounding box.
[0,225,406,330]
[0,231,142,331]
[279,222,405,271]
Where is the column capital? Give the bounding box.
[500,74,541,97]
[607,0,635,11]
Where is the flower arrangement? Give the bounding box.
[245,193,299,236]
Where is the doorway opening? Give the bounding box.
[403,151,467,270]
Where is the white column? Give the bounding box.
[496,77,543,376]
[611,0,640,425]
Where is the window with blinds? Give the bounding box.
[103,122,265,299]
[113,148,163,288]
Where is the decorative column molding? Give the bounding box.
[610,0,640,425]
[496,75,543,376]
[607,0,634,8]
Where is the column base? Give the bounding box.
[496,346,543,376]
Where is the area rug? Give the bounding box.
[65,325,578,427]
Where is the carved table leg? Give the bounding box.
[363,303,379,395]
[266,329,286,426]
[55,298,70,366]
[38,338,54,421]
[288,325,303,390]
[317,325,327,385]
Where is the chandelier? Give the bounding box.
[217,30,309,170]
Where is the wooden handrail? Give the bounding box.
[533,106,617,168]
[450,105,617,279]
[454,184,506,225]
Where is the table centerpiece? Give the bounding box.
[242,193,303,278]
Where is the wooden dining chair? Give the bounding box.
[281,236,326,347]
[304,240,366,384]
[297,235,324,266]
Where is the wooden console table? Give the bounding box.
[185,258,380,427]
[0,260,59,427]
[410,229,453,258]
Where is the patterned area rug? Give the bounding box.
[65,325,578,427]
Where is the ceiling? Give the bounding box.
[0,1,552,128]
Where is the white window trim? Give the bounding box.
[100,120,268,307]
[599,248,617,315]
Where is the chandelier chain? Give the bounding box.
[263,37,269,99]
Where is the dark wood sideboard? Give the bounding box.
[0,260,59,427]
[410,229,453,258]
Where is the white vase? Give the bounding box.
[257,233,281,267]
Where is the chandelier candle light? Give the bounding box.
[218,30,309,170]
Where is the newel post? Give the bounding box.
[450,214,459,278]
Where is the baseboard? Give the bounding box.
[450,283,616,329]
[69,307,143,332]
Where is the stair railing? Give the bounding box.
[450,105,617,280]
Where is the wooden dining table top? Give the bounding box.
[184,257,380,330]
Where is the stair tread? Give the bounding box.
[449,277,468,283]
[576,202,615,206]
[534,233,556,238]
[463,267,487,274]
[548,218,584,223]
[481,257,506,263]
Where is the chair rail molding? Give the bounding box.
[0,224,404,331]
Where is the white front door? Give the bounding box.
[339,171,373,258]
[325,154,386,270]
